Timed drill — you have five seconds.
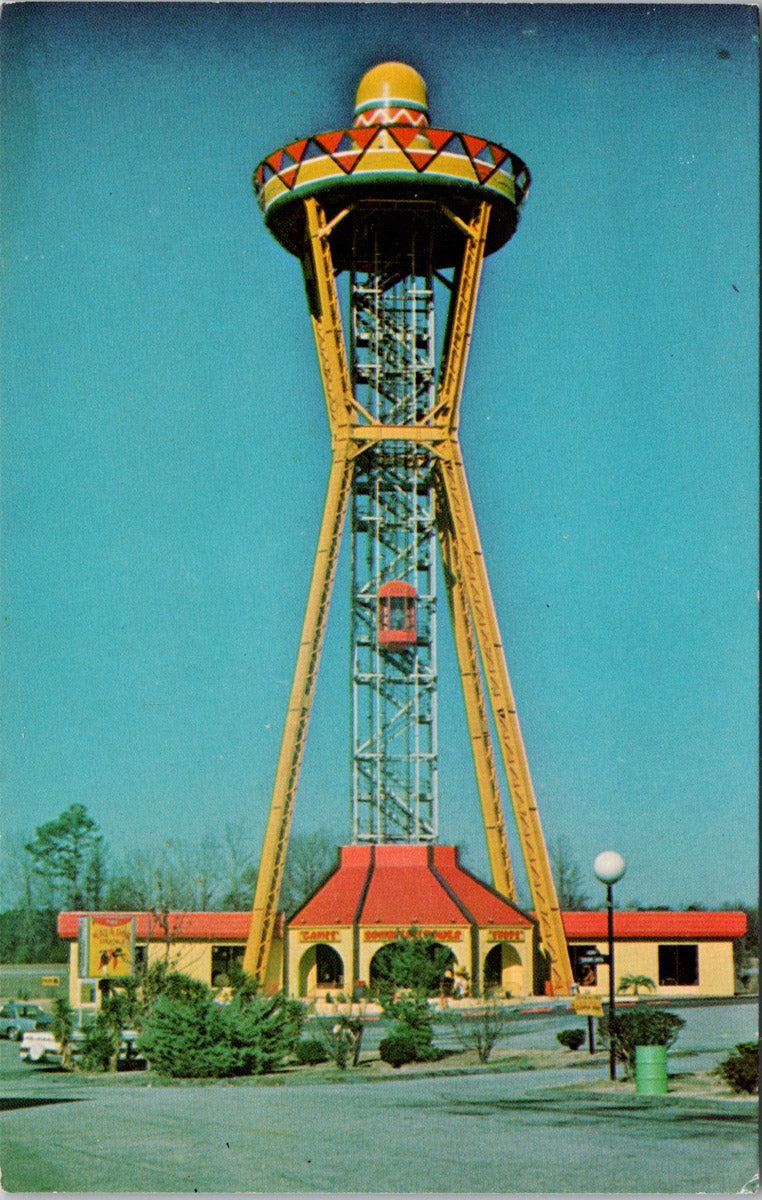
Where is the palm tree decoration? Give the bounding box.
[617,974,656,996]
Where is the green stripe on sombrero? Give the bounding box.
[353,97,429,116]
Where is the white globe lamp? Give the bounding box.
[594,851,626,886]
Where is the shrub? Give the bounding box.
[78,993,133,1072]
[441,1000,513,1063]
[138,963,210,1025]
[78,1014,121,1072]
[557,1028,585,1051]
[52,996,75,1044]
[150,970,210,1005]
[717,1041,759,1094]
[379,1032,419,1067]
[310,1015,364,1068]
[617,974,656,996]
[598,1003,685,1076]
[138,990,235,1078]
[103,983,142,1032]
[226,988,304,1075]
[52,997,76,1069]
[294,1037,329,1065]
[138,978,304,1079]
[383,994,439,1059]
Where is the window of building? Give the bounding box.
[212,944,245,986]
[658,943,699,986]
[569,945,599,987]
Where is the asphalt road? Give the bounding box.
[0,1000,757,1194]
[348,996,757,1058]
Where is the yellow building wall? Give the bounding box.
[694,941,737,997]
[288,928,354,997]
[63,930,737,1006]
[145,941,211,980]
[66,938,281,1007]
[286,925,536,998]
[572,939,736,998]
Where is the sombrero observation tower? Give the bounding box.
[243,62,574,995]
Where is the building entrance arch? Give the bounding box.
[298,943,345,997]
[368,940,456,993]
[483,942,522,995]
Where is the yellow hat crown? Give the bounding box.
[353,62,429,127]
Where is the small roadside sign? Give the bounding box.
[572,995,604,1017]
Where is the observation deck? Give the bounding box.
[253,62,531,272]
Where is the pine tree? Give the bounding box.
[24,804,105,909]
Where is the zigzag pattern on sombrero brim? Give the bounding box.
[254,125,530,216]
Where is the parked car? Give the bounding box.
[19,1030,61,1064]
[0,1002,53,1040]
[19,1027,146,1069]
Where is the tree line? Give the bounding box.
[2,805,758,970]
[1,804,337,963]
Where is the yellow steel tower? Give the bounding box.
[243,63,574,995]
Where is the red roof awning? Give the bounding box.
[58,911,254,941]
[561,910,747,940]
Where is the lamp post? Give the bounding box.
[594,850,626,1081]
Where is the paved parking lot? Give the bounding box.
[0,1000,757,1193]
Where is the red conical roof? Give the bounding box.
[289,843,531,930]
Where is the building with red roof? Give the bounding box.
[58,858,747,1004]
[287,844,535,997]
[559,908,746,999]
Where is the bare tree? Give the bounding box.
[219,821,258,911]
[167,836,223,911]
[1,832,41,910]
[550,837,590,910]
[280,831,338,914]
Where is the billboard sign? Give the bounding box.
[78,916,136,978]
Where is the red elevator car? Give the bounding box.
[378,580,417,646]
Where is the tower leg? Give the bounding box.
[437,492,516,900]
[303,196,355,438]
[433,201,491,433]
[244,195,356,982]
[243,447,353,981]
[439,443,575,995]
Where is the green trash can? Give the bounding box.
[635,1044,668,1094]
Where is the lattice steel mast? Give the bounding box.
[350,213,438,843]
[242,62,574,995]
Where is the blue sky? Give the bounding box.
[1,3,758,909]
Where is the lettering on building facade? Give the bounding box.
[363,928,463,943]
[298,930,341,943]
[486,929,524,942]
